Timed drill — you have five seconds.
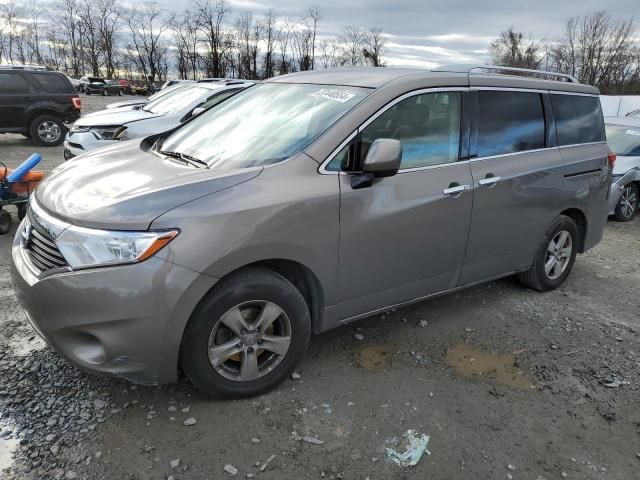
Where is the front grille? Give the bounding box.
[24,209,69,273]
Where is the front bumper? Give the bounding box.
[10,220,218,385]
[64,131,119,158]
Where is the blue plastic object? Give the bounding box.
[7,153,41,182]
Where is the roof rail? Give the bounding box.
[0,64,48,70]
[434,64,579,83]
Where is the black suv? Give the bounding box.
[0,66,82,146]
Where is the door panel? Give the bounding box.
[337,162,473,319]
[0,72,29,129]
[460,149,565,285]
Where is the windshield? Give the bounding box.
[144,85,211,114]
[148,83,187,102]
[159,83,369,169]
[606,124,640,156]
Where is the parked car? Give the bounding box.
[0,65,81,146]
[63,81,252,159]
[82,77,122,96]
[11,66,612,398]
[118,79,132,95]
[160,79,187,90]
[106,81,196,110]
[65,75,82,92]
[605,116,640,221]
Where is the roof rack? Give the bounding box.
[433,64,579,83]
[0,64,48,70]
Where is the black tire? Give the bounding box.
[21,132,31,139]
[118,89,123,96]
[17,203,27,220]
[180,267,311,398]
[29,115,67,147]
[518,215,578,291]
[612,183,638,222]
[0,210,11,235]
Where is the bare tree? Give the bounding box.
[277,19,295,75]
[125,4,172,83]
[51,0,84,76]
[306,7,321,69]
[363,27,386,67]
[548,11,639,92]
[197,0,229,78]
[490,27,542,69]
[318,38,341,69]
[340,25,365,66]
[94,0,120,78]
[78,0,103,76]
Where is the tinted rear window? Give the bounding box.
[477,91,545,157]
[32,73,72,93]
[551,94,605,146]
[0,72,29,94]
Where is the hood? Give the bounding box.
[74,108,162,127]
[106,99,148,110]
[35,139,261,230]
[613,155,640,175]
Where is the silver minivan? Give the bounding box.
[11,66,612,397]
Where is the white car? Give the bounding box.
[63,82,253,159]
[106,82,195,110]
[605,116,640,221]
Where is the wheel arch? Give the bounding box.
[559,207,587,253]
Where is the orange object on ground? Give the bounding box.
[0,168,45,195]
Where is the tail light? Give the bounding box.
[607,152,616,168]
[71,96,82,109]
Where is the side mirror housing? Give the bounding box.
[191,106,206,117]
[362,138,402,178]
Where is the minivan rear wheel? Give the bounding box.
[518,215,578,291]
[613,183,638,222]
[180,267,311,398]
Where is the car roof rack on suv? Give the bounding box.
[433,64,580,83]
[0,64,48,71]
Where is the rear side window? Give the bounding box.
[32,73,72,93]
[0,72,29,94]
[477,91,545,157]
[551,94,605,146]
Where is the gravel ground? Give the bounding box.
[1,96,639,479]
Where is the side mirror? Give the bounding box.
[192,107,206,117]
[351,138,402,189]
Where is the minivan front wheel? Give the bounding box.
[181,267,311,398]
[518,215,578,291]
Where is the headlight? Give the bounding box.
[90,126,127,140]
[55,226,178,269]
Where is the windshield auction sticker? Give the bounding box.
[311,89,356,103]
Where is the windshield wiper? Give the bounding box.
[159,150,209,169]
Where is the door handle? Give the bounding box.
[478,176,501,187]
[443,184,470,196]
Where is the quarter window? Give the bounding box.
[0,72,28,94]
[358,92,461,169]
[477,91,545,157]
[32,73,71,93]
[551,94,605,146]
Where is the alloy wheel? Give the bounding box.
[619,185,637,219]
[37,121,62,143]
[208,301,292,382]
[544,230,573,280]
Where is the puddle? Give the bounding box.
[0,436,18,471]
[446,343,534,390]
[356,345,392,370]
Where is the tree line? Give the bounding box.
[491,10,640,94]
[0,0,387,83]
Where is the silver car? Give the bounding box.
[63,81,252,159]
[605,116,640,221]
[105,82,196,110]
[11,66,611,398]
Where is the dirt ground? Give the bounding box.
[1,95,639,480]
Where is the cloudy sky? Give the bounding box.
[195,0,638,68]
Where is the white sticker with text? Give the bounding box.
[311,89,356,103]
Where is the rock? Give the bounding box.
[0,430,11,439]
[93,399,108,409]
[259,454,276,472]
[224,464,238,475]
[251,438,261,444]
[181,406,190,413]
[290,372,301,380]
[302,436,325,445]
[464,327,474,332]
[168,406,177,412]
[183,417,197,426]
[50,444,60,455]
[45,434,56,442]
[561,473,568,478]
[418,320,428,328]
[507,464,516,470]
[246,474,255,478]
[170,459,181,469]
[354,334,364,341]
[65,472,77,479]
